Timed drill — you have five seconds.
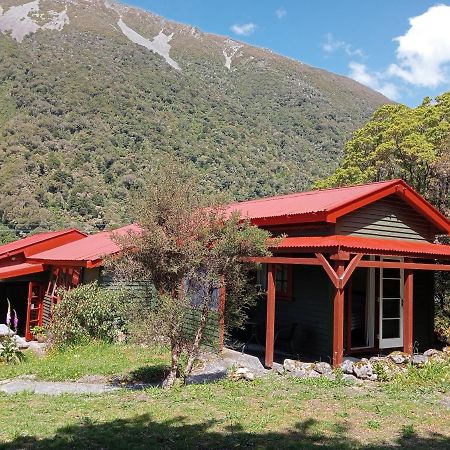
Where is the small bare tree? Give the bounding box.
[112,161,270,388]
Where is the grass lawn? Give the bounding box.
[0,344,449,449]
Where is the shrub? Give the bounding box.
[435,313,450,345]
[49,282,129,348]
[0,336,25,364]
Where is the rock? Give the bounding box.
[388,351,411,365]
[283,359,315,372]
[367,374,378,381]
[288,369,309,378]
[0,325,14,337]
[230,367,255,381]
[307,370,320,378]
[13,335,29,349]
[342,374,360,384]
[27,341,47,357]
[324,373,336,381]
[353,359,373,379]
[442,347,450,357]
[314,362,333,375]
[411,354,428,367]
[341,359,354,374]
[424,349,446,361]
[283,359,298,372]
[369,356,388,364]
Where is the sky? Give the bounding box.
[123,0,450,106]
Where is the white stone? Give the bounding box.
[411,354,428,366]
[314,361,333,375]
[13,335,29,349]
[0,324,15,337]
[353,359,373,379]
[341,359,354,374]
[387,351,411,364]
[230,367,255,381]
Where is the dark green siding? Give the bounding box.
[336,195,435,242]
[100,279,220,350]
[413,270,435,352]
[252,265,333,361]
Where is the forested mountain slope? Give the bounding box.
[0,0,390,236]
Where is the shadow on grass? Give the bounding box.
[1,414,449,450]
[109,364,169,387]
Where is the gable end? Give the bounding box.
[335,195,436,242]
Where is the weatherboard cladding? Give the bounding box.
[336,196,435,242]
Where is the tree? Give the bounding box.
[112,161,271,388]
[316,93,450,216]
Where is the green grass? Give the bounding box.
[0,342,169,382]
[0,344,449,449]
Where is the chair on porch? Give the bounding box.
[274,322,298,357]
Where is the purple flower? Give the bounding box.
[13,309,18,332]
[6,299,11,328]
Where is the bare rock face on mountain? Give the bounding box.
[0,0,390,234]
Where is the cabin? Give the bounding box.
[0,179,449,367]
[0,225,138,340]
[225,179,450,366]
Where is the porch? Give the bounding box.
[244,235,450,367]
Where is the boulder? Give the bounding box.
[283,359,298,372]
[442,346,450,357]
[353,359,373,380]
[387,351,411,365]
[288,369,309,379]
[13,335,29,349]
[230,367,255,381]
[411,354,428,367]
[341,359,354,374]
[314,362,333,375]
[342,374,360,384]
[424,349,446,362]
[307,370,321,378]
[0,325,14,337]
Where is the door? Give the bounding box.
[25,282,45,341]
[379,257,404,349]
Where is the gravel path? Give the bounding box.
[0,379,120,395]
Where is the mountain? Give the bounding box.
[0,0,390,236]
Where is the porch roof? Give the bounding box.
[0,262,45,279]
[273,235,450,259]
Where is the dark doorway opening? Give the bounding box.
[0,282,29,336]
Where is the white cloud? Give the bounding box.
[275,7,287,19]
[322,33,365,58]
[387,4,450,87]
[349,62,400,100]
[230,22,257,36]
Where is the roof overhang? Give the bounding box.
[0,263,45,280]
[271,235,450,260]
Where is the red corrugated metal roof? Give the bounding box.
[274,235,450,259]
[0,229,86,258]
[225,179,450,233]
[29,224,141,266]
[0,262,44,279]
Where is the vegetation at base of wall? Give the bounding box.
[49,282,131,348]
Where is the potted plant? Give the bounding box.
[31,326,47,343]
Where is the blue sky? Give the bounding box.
[125,0,450,106]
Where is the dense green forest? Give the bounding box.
[317,93,450,218]
[0,0,388,239]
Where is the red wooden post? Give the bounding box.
[265,263,276,368]
[332,260,345,367]
[403,266,414,354]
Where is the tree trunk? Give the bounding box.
[184,296,210,378]
[162,340,181,389]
